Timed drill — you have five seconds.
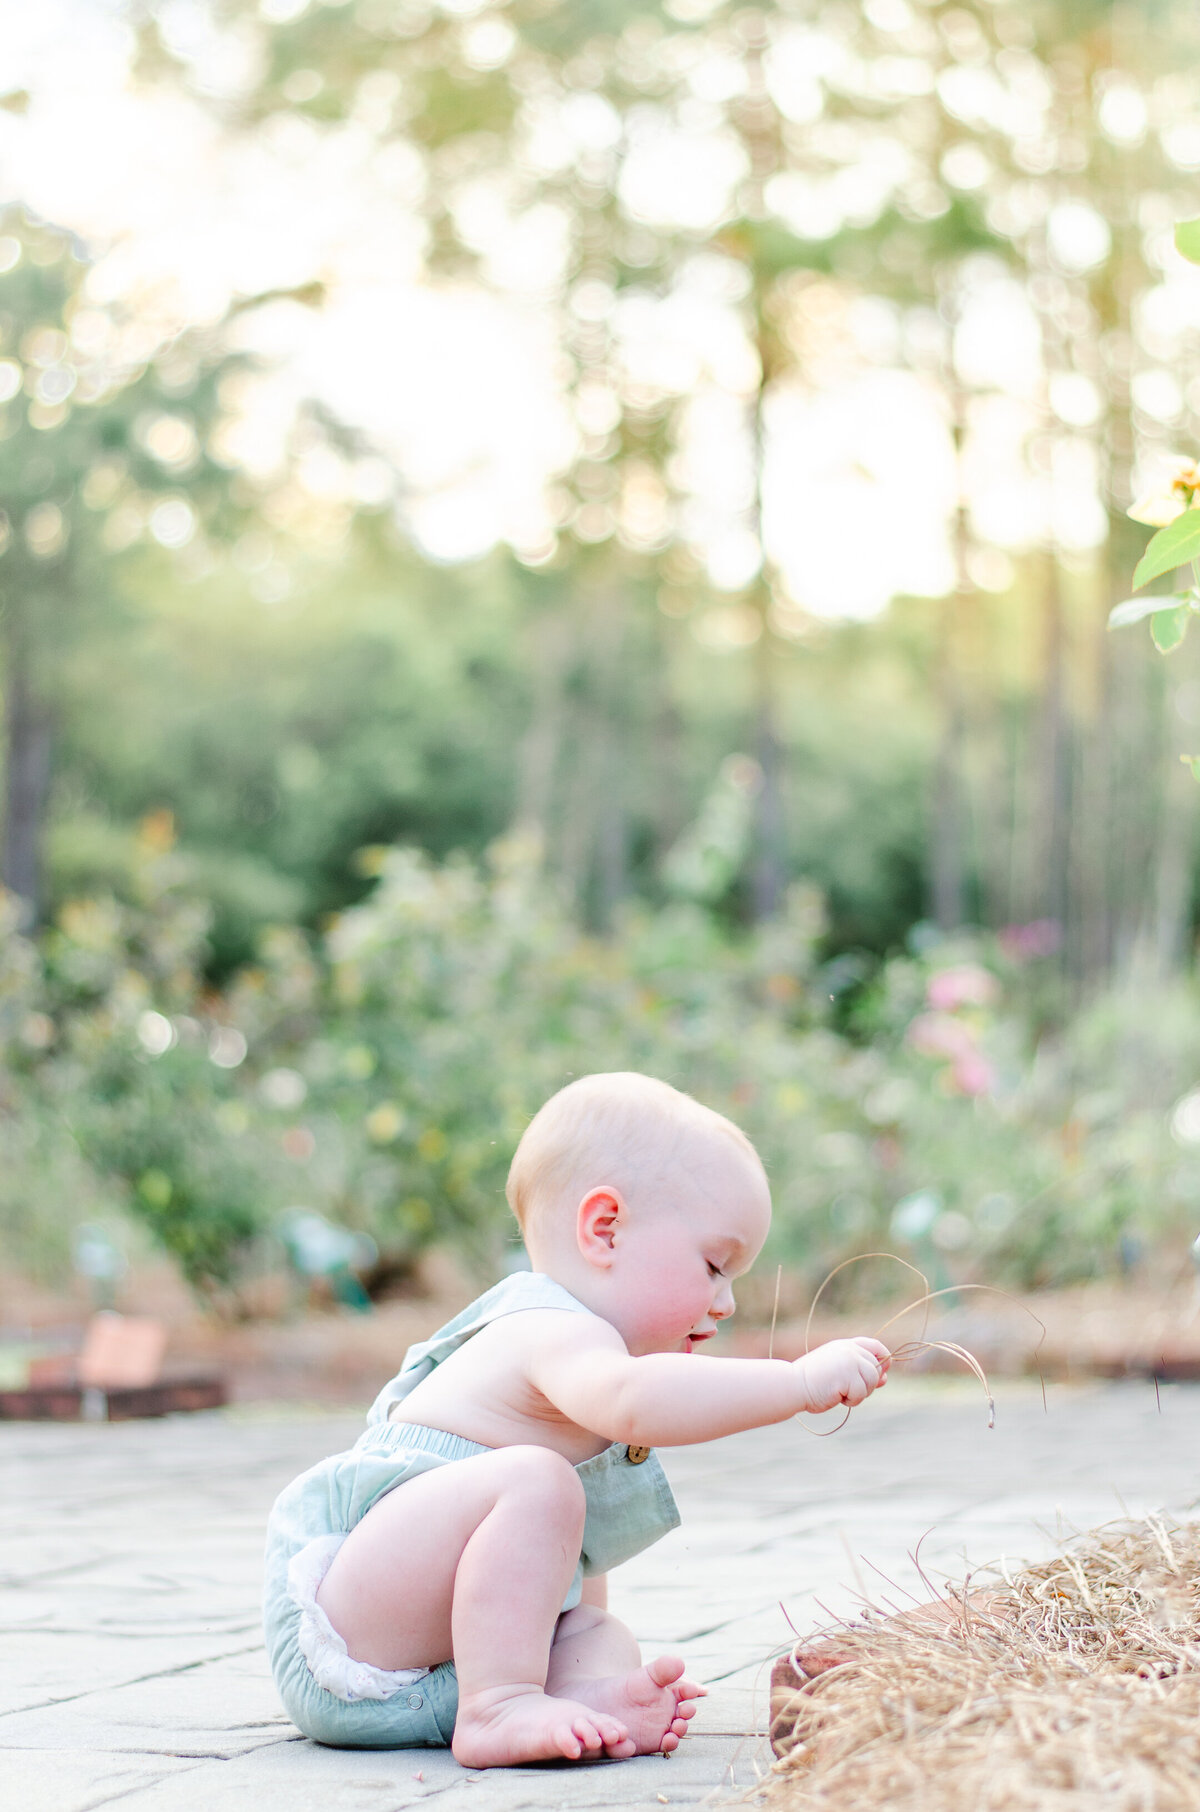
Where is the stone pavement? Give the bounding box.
[4,1379,1200,1812]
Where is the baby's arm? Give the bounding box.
[526,1315,889,1447]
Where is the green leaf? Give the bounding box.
[1107,594,1192,630]
[1151,606,1190,653]
[1176,219,1200,265]
[1132,510,1200,590]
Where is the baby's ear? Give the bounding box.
[577,1188,622,1265]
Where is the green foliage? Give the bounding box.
[1151,606,1192,654]
[7,0,1200,1309]
[1175,219,1200,265]
[7,851,1200,1308]
[661,756,760,904]
[1132,512,1200,592]
[1116,467,1200,685]
[77,1040,272,1298]
[23,0,1200,991]
[0,208,253,596]
[1108,594,1193,630]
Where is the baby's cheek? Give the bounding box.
[644,1274,708,1337]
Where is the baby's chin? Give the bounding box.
[630,1332,697,1355]
[628,1329,715,1356]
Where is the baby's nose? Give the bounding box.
[712,1282,736,1318]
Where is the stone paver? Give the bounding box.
[4,1378,1200,1810]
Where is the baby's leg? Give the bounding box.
[547,1606,707,1755]
[313,1445,630,1767]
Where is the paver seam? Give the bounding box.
[0,1556,139,1588]
[72,1765,213,1812]
[0,1641,265,1720]
[0,1742,288,1761]
[0,1620,264,1637]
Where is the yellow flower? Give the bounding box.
[137,808,176,854]
[365,1102,405,1144]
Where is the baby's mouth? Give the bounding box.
[685,1331,715,1353]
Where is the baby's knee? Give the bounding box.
[555,1601,612,1639]
[497,1445,585,1523]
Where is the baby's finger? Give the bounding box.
[851,1356,885,1402]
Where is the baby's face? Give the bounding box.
[606,1134,771,1357]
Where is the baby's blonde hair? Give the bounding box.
[506,1071,763,1236]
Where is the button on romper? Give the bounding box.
[262,1272,681,1748]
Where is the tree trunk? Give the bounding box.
[590,577,629,930]
[1071,587,1115,985]
[542,564,630,932]
[1032,552,1070,935]
[1146,726,1197,977]
[931,339,971,934]
[513,607,569,851]
[650,619,685,867]
[931,607,968,932]
[1,633,52,928]
[1126,654,1198,980]
[747,330,786,924]
[751,616,785,921]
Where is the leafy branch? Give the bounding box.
[1107,216,1200,660]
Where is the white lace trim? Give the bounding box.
[287,1533,430,1704]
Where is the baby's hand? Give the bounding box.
[791,1338,890,1414]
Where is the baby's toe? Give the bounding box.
[660,1730,680,1754]
[645,1654,686,1689]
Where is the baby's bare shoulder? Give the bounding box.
[486,1306,626,1359]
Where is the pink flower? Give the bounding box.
[907,1012,975,1060]
[950,1051,994,1097]
[926,964,999,1012]
[997,920,1061,963]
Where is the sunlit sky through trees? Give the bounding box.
[12,0,1200,1308]
[9,0,1200,623]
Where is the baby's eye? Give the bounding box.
[707,1261,724,1278]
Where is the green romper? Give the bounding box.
[262,1272,681,1747]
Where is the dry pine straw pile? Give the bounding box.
[764,1518,1200,1812]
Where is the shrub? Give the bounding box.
[5,848,1200,1309]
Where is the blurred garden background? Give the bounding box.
[4,0,1200,1372]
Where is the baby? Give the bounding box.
[263,1072,890,1769]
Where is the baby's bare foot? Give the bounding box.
[566,1653,707,1756]
[452,1686,629,1769]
